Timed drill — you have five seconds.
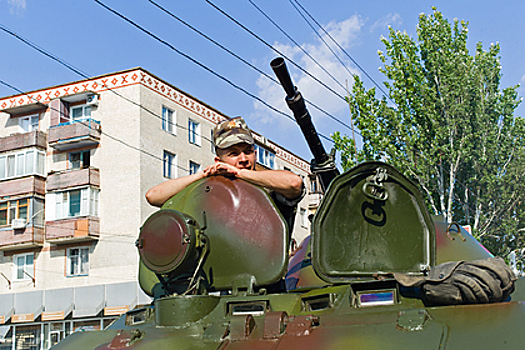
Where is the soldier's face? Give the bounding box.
[216,143,256,170]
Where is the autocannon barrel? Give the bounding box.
[270,57,339,190]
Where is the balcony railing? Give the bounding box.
[48,118,101,151]
[46,167,100,191]
[45,216,100,244]
[0,130,47,153]
[0,227,44,251]
[0,176,45,197]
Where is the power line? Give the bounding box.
[0,77,191,174]
[2,3,514,226]
[203,0,346,102]
[92,0,295,123]
[0,20,329,177]
[0,5,340,154]
[290,0,395,105]
[93,0,339,144]
[0,22,215,154]
[246,0,347,93]
[147,0,353,134]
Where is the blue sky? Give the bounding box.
[1,0,524,162]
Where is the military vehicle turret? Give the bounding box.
[51,58,525,349]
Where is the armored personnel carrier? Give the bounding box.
[51,58,525,349]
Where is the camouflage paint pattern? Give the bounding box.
[52,163,525,350]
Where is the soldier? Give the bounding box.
[146,116,305,231]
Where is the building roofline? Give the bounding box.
[0,67,310,172]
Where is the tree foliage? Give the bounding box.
[333,8,525,262]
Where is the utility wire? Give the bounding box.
[0,16,332,175]
[147,0,353,133]
[93,1,293,124]
[0,78,187,172]
[204,0,346,102]
[290,0,395,105]
[0,76,497,225]
[0,22,214,152]
[2,4,512,224]
[286,0,524,221]
[287,0,354,82]
[93,0,336,144]
[246,0,347,93]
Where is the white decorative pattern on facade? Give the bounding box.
[0,71,143,110]
[138,71,227,126]
[0,68,308,171]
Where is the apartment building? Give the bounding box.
[0,68,315,349]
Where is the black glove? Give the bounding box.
[395,257,517,305]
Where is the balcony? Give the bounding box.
[0,226,44,251]
[48,118,101,151]
[0,176,45,197]
[0,130,47,153]
[46,167,100,191]
[45,217,100,244]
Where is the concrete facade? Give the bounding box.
[0,68,315,349]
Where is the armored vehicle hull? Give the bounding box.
[51,164,525,350]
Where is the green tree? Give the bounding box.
[333,8,525,260]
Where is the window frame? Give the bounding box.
[189,161,201,175]
[66,246,89,277]
[163,151,177,179]
[254,145,276,169]
[52,187,100,220]
[33,197,45,227]
[0,148,46,180]
[13,252,34,281]
[19,114,39,133]
[211,129,216,154]
[309,175,320,194]
[69,104,91,121]
[162,106,176,135]
[188,119,201,146]
[69,150,91,170]
[0,198,28,227]
[300,208,308,228]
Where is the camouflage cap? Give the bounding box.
[213,117,255,149]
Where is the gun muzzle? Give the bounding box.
[270,57,296,99]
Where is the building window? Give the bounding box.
[254,145,276,169]
[309,175,319,193]
[51,187,99,220]
[0,198,28,227]
[0,148,45,180]
[189,161,201,175]
[67,247,89,276]
[46,322,66,348]
[69,150,90,170]
[188,119,201,146]
[0,326,12,349]
[162,106,176,135]
[13,253,34,281]
[211,129,215,154]
[300,208,307,228]
[73,320,102,332]
[19,114,39,132]
[33,197,45,227]
[163,151,177,179]
[15,325,40,350]
[70,104,91,121]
